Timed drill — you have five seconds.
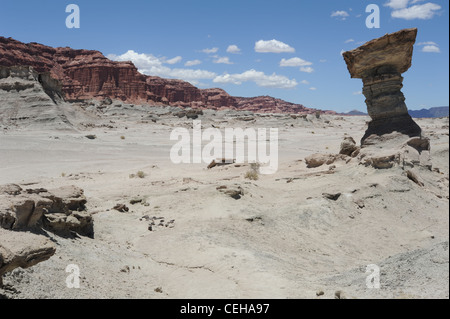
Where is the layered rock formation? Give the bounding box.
[343,28,422,144]
[0,65,98,129]
[0,228,56,287]
[0,183,92,289]
[0,36,324,114]
[0,184,93,237]
[235,96,314,114]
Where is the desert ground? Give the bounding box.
[0,97,448,299]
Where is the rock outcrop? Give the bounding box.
[339,137,360,157]
[305,153,348,168]
[0,228,56,287]
[0,184,93,237]
[359,132,432,170]
[0,36,327,114]
[0,65,96,128]
[235,96,324,114]
[0,37,148,103]
[343,28,422,144]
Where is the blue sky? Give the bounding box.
[1,0,448,112]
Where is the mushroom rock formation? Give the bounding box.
[343,28,422,145]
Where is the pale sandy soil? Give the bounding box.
[0,105,448,299]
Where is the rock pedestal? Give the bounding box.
[343,28,422,144]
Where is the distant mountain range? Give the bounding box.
[342,110,368,116]
[342,107,449,118]
[408,107,449,118]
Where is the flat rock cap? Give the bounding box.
[343,28,417,79]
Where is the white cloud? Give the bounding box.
[340,49,346,56]
[213,56,234,64]
[213,69,298,89]
[165,56,182,65]
[300,80,310,85]
[417,41,438,46]
[345,39,355,43]
[300,66,314,73]
[422,45,441,53]
[226,45,241,54]
[202,47,219,54]
[280,57,312,67]
[319,59,327,63]
[417,41,441,53]
[331,10,350,20]
[385,0,411,9]
[309,87,317,91]
[255,39,295,53]
[108,50,216,84]
[391,2,441,20]
[185,59,202,67]
[353,91,363,95]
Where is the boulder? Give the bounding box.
[358,132,432,170]
[305,154,346,168]
[339,137,359,157]
[362,154,399,169]
[0,184,22,196]
[0,228,56,287]
[217,185,244,200]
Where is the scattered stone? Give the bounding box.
[246,216,263,223]
[217,185,244,200]
[355,199,365,209]
[322,193,341,201]
[102,97,113,105]
[154,287,163,293]
[334,290,346,299]
[305,154,344,168]
[129,198,143,205]
[174,109,203,120]
[339,137,358,156]
[406,170,424,187]
[85,135,97,140]
[120,266,130,273]
[316,290,325,297]
[0,184,22,196]
[363,154,398,169]
[207,158,235,169]
[113,204,129,213]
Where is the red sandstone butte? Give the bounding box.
[0,36,330,114]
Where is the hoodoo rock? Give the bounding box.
[343,28,422,144]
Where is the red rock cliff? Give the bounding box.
[0,36,328,113]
